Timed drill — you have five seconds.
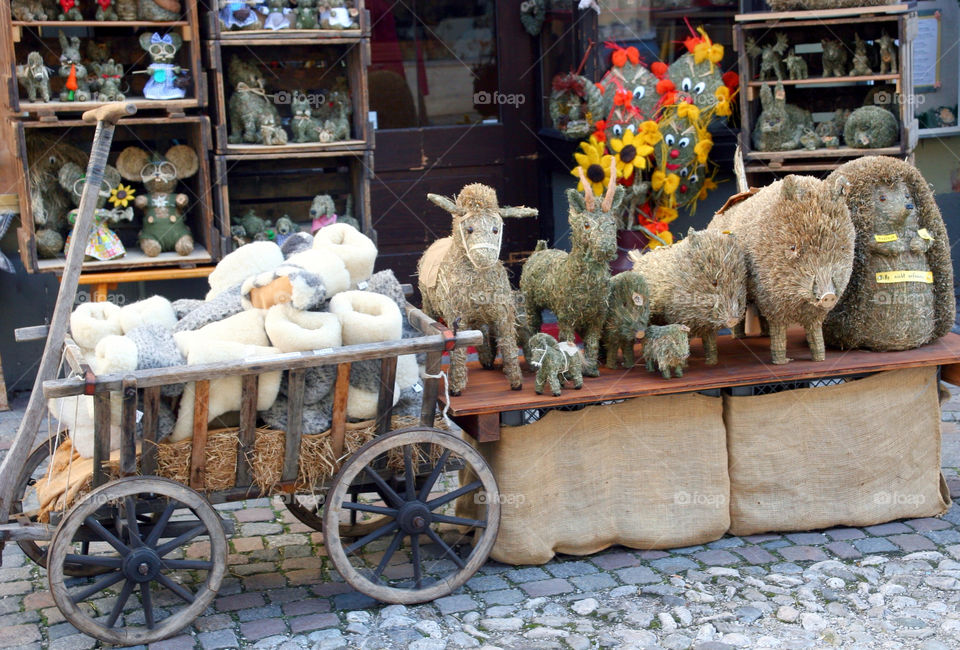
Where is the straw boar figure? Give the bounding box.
[521,158,623,376]
[417,185,537,394]
[708,175,855,364]
[629,229,747,365]
[823,156,954,351]
[643,323,690,379]
[526,332,584,396]
[603,270,651,369]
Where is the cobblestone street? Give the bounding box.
[0,391,959,649]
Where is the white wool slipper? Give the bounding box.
[240,249,350,311]
[49,395,122,459]
[347,382,400,420]
[265,303,342,353]
[174,309,269,357]
[329,291,402,345]
[313,223,378,288]
[93,335,138,375]
[171,341,282,441]
[71,301,123,352]
[119,295,177,333]
[396,354,420,390]
[207,241,284,300]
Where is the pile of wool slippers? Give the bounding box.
[59,223,423,458]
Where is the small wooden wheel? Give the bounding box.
[12,436,108,576]
[323,427,499,604]
[47,477,227,646]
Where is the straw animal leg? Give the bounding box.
[495,323,523,390]
[805,323,826,362]
[477,324,495,370]
[701,329,719,365]
[449,347,468,395]
[769,321,791,365]
[581,327,601,377]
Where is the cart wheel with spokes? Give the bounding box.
[13,435,109,576]
[47,477,227,646]
[323,427,499,604]
[286,487,394,539]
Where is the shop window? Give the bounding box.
[368,0,497,129]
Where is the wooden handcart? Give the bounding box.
[0,104,498,646]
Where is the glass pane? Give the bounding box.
[368,0,497,129]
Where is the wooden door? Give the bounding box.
[367,0,541,286]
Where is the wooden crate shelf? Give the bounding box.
[212,151,374,256]
[13,115,218,274]
[202,0,367,41]
[734,5,917,179]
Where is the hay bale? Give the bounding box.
[155,429,240,492]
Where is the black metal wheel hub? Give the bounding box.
[123,547,162,583]
[397,502,432,534]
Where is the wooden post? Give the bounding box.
[141,386,160,476]
[236,375,259,487]
[281,369,305,483]
[375,356,397,435]
[120,377,137,476]
[330,363,351,458]
[92,392,111,487]
[189,380,210,491]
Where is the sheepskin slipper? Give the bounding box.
[347,381,400,420]
[329,290,402,345]
[71,301,123,353]
[119,295,177,333]
[396,354,420,390]
[265,303,342,353]
[281,231,313,258]
[93,335,138,375]
[241,250,349,311]
[207,241,284,300]
[174,284,244,333]
[313,223,378,288]
[49,395,122,459]
[170,341,282,441]
[174,309,269,358]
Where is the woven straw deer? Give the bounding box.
[521,159,623,376]
[417,185,537,394]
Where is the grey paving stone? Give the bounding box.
[434,594,478,614]
[48,634,96,650]
[825,541,862,560]
[825,528,866,541]
[236,604,282,622]
[504,567,550,583]
[147,636,196,650]
[215,592,264,612]
[924,529,960,545]
[332,591,377,611]
[650,556,698,574]
[571,572,618,591]
[778,545,829,563]
[670,545,705,555]
[853,537,899,553]
[239,523,284,536]
[864,522,912,536]
[478,589,525,605]
[905,517,953,532]
[467,575,510,592]
[741,534,782,544]
[520,578,575,597]
[198,628,240,649]
[761,540,792,549]
[592,551,641,570]
[888,533,937,552]
[707,537,745,549]
[616,566,661,584]
[283,599,331,617]
[770,562,803,574]
[733,546,777,565]
[784,532,829,545]
[546,561,598,578]
[288,612,339,633]
[636,550,670,560]
[694,549,741,566]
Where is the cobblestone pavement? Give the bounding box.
[0,391,958,649]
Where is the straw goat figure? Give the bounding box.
[521,159,623,375]
[417,184,537,394]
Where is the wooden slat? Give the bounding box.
[43,331,484,398]
[941,364,960,387]
[376,357,398,436]
[746,74,899,87]
[330,363,351,458]
[141,386,160,476]
[237,375,259,487]
[189,380,210,491]
[282,369,306,483]
[420,350,441,427]
[735,3,911,22]
[13,325,49,342]
[444,329,960,417]
[120,377,137,476]
[92,393,111,487]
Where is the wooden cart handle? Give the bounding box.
[82,102,137,125]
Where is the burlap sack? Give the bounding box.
[460,394,729,565]
[726,367,951,536]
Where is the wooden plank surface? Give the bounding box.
[189,380,210,491]
[735,3,911,22]
[444,329,960,417]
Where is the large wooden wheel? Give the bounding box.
[47,477,227,646]
[12,436,108,577]
[323,427,499,604]
[285,490,391,539]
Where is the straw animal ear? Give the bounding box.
[566,187,586,212]
[501,206,538,218]
[427,193,460,215]
[116,146,150,182]
[578,167,596,211]
[601,156,618,213]
[165,144,199,180]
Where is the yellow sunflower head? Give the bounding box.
[571,140,613,197]
[109,183,136,208]
[610,130,652,178]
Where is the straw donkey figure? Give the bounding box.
[418,185,538,394]
[521,159,623,376]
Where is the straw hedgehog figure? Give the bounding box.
[844,106,899,149]
[417,184,537,394]
[521,159,623,376]
[708,175,855,364]
[602,271,651,369]
[823,156,954,351]
[629,229,747,365]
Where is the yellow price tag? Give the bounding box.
[875,270,934,284]
[919,228,934,241]
[874,233,898,243]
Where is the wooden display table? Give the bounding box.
[445,329,960,441]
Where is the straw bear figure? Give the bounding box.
[708,175,855,365]
[417,185,537,394]
[823,156,954,351]
[521,158,623,377]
